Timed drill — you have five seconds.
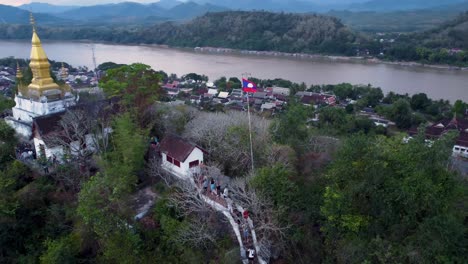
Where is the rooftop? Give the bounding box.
[158,134,205,163]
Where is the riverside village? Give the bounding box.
[0,14,467,264]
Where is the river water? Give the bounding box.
[1,40,467,102]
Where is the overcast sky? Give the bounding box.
[1,0,366,7]
[1,0,162,6]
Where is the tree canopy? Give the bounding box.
[321,133,466,263]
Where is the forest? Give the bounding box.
[383,12,468,66]
[1,10,468,66]
[0,63,467,263]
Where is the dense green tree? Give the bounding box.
[228,77,241,89]
[97,61,126,71]
[0,120,17,168]
[214,76,227,91]
[389,99,413,129]
[251,165,299,210]
[0,95,15,113]
[40,234,81,264]
[77,114,147,261]
[183,73,208,82]
[333,83,354,100]
[453,100,467,118]
[99,63,164,125]
[410,93,431,111]
[272,102,311,149]
[321,134,466,263]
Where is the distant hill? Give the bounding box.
[153,0,184,9]
[50,1,228,23]
[168,2,229,19]
[329,1,468,32]
[415,12,468,49]
[0,4,69,24]
[0,11,369,56]
[132,11,367,55]
[348,0,467,11]
[55,2,166,21]
[329,9,461,32]
[18,2,78,14]
[199,0,327,12]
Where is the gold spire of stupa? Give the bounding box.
[16,62,23,95]
[60,62,69,80]
[16,62,23,79]
[26,12,63,100]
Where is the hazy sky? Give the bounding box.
[0,0,366,7]
[0,0,161,6]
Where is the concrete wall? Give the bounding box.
[182,147,204,174]
[34,138,64,160]
[5,118,32,139]
[12,96,76,123]
[453,145,468,158]
[33,134,99,161]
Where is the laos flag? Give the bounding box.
[242,78,258,93]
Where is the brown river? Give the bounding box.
[1,40,467,102]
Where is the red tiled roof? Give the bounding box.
[425,127,445,138]
[274,94,287,101]
[456,132,468,147]
[301,94,326,105]
[159,135,201,162]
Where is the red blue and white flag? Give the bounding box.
[242,78,258,93]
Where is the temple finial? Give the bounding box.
[29,12,36,32]
[16,61,23,95]
[60,62,69,80]
[16,61,23,78]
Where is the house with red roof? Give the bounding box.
[409,117,468,157]
[158,134,206,178]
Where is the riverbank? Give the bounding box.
[2,39,467,102]
[192,46,468,71]
[4,37,466,71]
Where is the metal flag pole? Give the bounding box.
[242,73,255,172]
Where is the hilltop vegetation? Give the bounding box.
[417,11,468,49]
[135,11,368,55]
[0,62,466,263]
[0,11,371,56]
[329,9,462,32]
[1,9,468,65]
[383,12,468,65]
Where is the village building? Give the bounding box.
[158,134,206,179]
[207,88,219,96]
[230,89,243,98]
[190,95,201,104]
[261,102,276,112]
[408,117,468,158]
[267,86,290,96]
[218,91,229,99]
[297,92,336,108]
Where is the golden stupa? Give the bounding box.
[20,13,70,100]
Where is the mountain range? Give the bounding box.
[347,0,467,11]
[0,4,70,24]
[1,0,468,29]
[14,0,468,17]
[18,2,78,13]
[6,1,229,25]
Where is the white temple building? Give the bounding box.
[5,15,76,139]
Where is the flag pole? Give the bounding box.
[243,73,255,172]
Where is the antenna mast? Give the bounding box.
[91,45,99,80]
